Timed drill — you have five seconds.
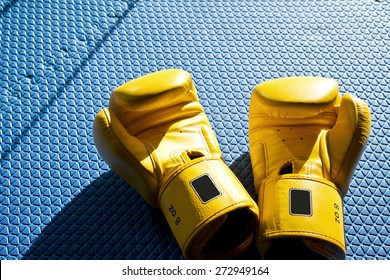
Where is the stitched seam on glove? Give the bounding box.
[263,230,345,248]
[157,156,221,202]
[103,108,159,180]
[122,102,202,132]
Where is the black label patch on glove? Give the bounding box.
[190,174,221,204]
[289,189,312,216]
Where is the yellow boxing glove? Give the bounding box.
[93,69,259,259]
[249,77,371,259]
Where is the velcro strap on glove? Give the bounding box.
[158,157,258,260]
[258,175,346,259]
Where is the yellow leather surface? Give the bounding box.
[327,94,372,196]
[159,157,258,259]
[93,69,259,259]
[259,175,345,259]
[94,70,220,207]
[93,108,160,205]
[252,76,340,118]
[249,76,371,259]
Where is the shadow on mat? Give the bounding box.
[23,170,182,260]
[229,152,260,260]
[23,153,260,260]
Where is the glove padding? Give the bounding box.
[249,76,371,259]
[94,69,259,259]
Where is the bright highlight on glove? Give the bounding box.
[93,69,259,259]
[249,76,371,259]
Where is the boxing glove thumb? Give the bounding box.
[327,93,372,197]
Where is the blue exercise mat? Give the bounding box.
[1,0,389,259]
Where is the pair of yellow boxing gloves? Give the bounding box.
[93,69,371,260]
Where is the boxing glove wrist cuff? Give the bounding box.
[158,157,258,260]
[258,175,346,259]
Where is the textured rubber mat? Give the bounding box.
[1,0,389,260]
